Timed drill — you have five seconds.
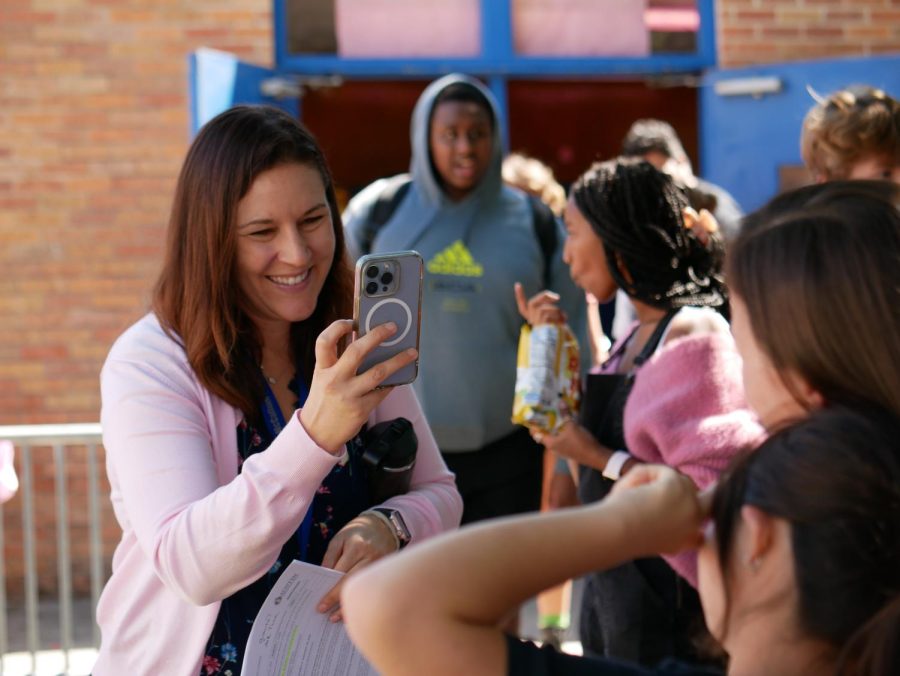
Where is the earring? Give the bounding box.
[749,556,762,572]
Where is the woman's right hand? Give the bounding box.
[608,464,712,555]
[514,282,567,325]
[299,319,418,454]
[535,421,606,470]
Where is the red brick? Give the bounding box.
[734,10,776,22]
[846,25,894,38]
[805,26,846,37]
[761,27,803,38]
[825,9,867,21]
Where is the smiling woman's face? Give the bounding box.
[234,161,336,340]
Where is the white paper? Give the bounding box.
[242,560,378,676]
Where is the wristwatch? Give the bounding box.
[370,507,411,549]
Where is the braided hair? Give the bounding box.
[571,158,727,310]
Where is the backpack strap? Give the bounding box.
[528,195,558,290]
[358,174,412,255]
[632,309,680,369]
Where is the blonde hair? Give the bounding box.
[801,85,900,180]
[502,152,566,216]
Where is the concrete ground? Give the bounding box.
[5,598,97,652]
[2,598,97,675]
[0,579,584,674]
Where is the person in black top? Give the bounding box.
[343,407,900,676]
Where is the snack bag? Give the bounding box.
[512,323,581,435]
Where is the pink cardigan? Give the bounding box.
[624,332,765,586]
[93,314,462,675]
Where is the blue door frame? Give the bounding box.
[188,47,299,136]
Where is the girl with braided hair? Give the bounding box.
[514,158,762,666]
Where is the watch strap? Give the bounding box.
[602,450,632,481]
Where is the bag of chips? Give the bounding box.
[512,323,581,435]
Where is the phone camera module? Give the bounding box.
[365,266,379,279]
[365,281,379,295]
[380,271,394,285]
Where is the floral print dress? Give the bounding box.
[201,376,371,675]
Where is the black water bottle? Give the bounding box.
[361,417,418,504]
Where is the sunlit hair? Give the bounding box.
[571,158,727,310]
[502,152,566,216]
[801,84,900,180]
[711,407,900,675]
[729,180,900,418]
[153,105,353,419]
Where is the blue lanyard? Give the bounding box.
[260,375,314,561]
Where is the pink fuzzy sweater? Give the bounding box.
[624,332,765,586]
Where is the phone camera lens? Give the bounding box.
[365,266,379,279]
[365,281,378,295]
[380,271,394,285]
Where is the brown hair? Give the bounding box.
[153,105,353,418]
[801,85,900,180]
[711,407,900,675]
[729,180,900,418]
[501,152,566,216]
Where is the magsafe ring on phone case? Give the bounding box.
[353,251,424,387]
[364,298,413,347]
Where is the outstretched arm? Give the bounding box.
[342,465,709,676]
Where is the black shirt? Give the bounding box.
[506,636,723,676]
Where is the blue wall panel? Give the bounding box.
[700,54,900,212]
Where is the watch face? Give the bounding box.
[387,509,411,545]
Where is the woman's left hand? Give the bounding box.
[316,513,399,622]
[301,319,417,454]
[514,282,567,326]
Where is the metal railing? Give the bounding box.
[0,424,105,675]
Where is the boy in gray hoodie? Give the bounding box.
[344,73,584,526]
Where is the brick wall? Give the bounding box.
[1,0,273,599]
[2,0,272,426]
[0,0,896,600]
[717,0,900,68]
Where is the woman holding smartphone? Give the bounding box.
[93,105,462,674]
